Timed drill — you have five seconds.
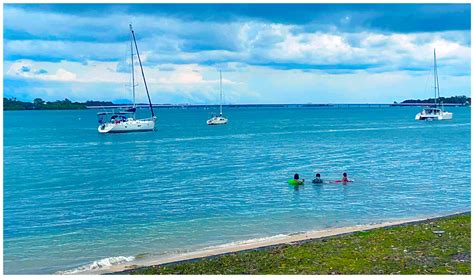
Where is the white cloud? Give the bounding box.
[54,69,76,81]
[3,5,471,103]
[4,59,247,103]
[6,59,470,104]
[6,60,76,81]
[4,4,470,76]
[233,65,470,104]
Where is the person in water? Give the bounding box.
[294,173,304,184]
[312,173,323,184]
[341,172,349,183]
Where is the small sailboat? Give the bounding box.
[97,24,156,133]
[207,70,228,125]
[415,49,453,121]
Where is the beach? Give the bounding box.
[122,212,470,275]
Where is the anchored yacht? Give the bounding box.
[98,24,156,133]
[207,70,228,125]
[415,49,453,121]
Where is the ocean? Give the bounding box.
[3,106,471,274]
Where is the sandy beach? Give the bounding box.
[90,212,468,275]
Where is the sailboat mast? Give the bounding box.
[130,24,155,118]
[130,25,136,109]
[219,70,223,115]
[436,51,441,101]
[433,48,439,106]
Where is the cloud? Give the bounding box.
[3,4,471,104]
[4,40,127,62]
[8,4,470,32]
[54,69,76,81]
[4,59,246,104]
[6,60,76,81]
[35,68,48,74]
[4,59,470,104]
[4,5,470,77]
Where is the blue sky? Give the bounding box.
[3,3,471,104]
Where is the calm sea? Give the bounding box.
[4,106,471,274]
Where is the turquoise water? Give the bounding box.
[4,107,471,274]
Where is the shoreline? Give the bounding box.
[92,211,470,275]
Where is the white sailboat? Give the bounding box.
[207,70,228,125]
[415,49,453,121]
[98,24,157,133]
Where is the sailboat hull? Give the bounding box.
[98,117,156,133]
[415,111,453,121]
[207,117,228,125]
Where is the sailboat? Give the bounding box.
[97,24,157,133]
[415,49,453,121]
[207,70,228,125]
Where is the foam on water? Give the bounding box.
[56,256,135,274]
[201,234,291,249]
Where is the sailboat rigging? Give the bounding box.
[97,24,157,133]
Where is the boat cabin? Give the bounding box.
[97,111,134,124]
[421,108,442,115]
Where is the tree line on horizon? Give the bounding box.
[398,95,470,105]
[3,95,471,110]
[3,98,114,110]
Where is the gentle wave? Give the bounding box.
[55,256,134,275]
[201,234,290,250]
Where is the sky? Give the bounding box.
[3,3,471,104]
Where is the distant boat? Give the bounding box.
[415,49,453,121]
[207,70,228,125]
[97,24,156,133]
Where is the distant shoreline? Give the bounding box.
[3,96,470,111]
[4,102,470,112]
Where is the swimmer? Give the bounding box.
[294,173,304,183]
[330,172,353,184]
[289,173,305,185]
[339,172,354,183]
[312,173,323,184]
[341,172,349,183]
